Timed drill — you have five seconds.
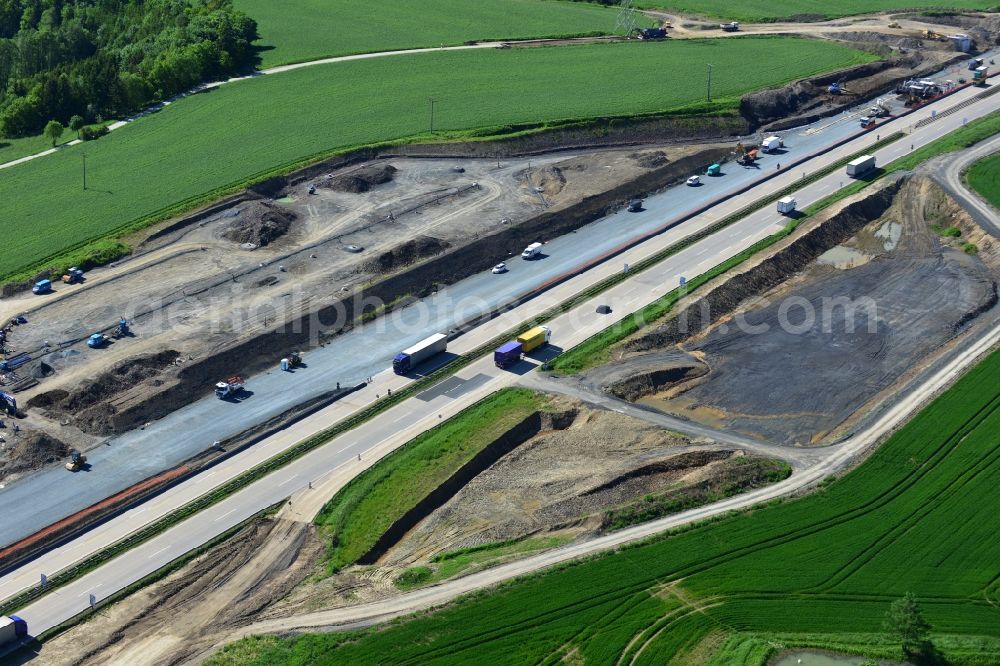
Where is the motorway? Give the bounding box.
[4,80,999,640]
[1,50,992,548]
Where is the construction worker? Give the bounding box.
[776,163,780,170]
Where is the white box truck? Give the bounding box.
[521,242,543,259]
[777,197,797,214]
[762,136,782,153]
[846,155,876,177]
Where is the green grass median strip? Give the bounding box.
[965,151,1000,210]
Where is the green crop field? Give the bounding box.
[315,388,546,572]
[633,0,996,22]
[236,0,624,68]
[207,350,1000,666]
[0,37,874,283]
[966,151,1000,210]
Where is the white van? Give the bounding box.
[521,242,543,259]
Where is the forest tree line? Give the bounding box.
[0,0,258,137]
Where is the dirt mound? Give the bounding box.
[360,236,449,275]
[740,51,960,131]
[903,12,1000,46]
[28,350,179,435]
[632,150,669,169]
[222,201,295,246]
[383,401,769,563]
[0,428,71,479]
[521,165,566,197]
[323,164,397,193]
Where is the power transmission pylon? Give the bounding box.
[616,0,638,36]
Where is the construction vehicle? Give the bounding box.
[636,27,667,39]
[215,375,245,399]
[32,279,52,295]
[707,163,722,176]
[859,116,876,129]
[627,199,644,212]
[281,351,304,371]
[720,21,739,31]
[921,29,945,41]
[87,333,110,349]
[114,318,129,338]
[828,80,846,95]
[393,333,448,375]
[61,267,84,284]
[0,391,16,415]
[0,615,27,647]
[65,449,87,472]
[968,57,984,71]
[869,99,890,117]
[887,21,900,28]
[973,66,989,85]
[736,143,758,167]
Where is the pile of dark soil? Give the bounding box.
[632,150,669,169]
[0,429,71,478]
[323,164,397,193]
[27,350,179,434]
[360,236,449,275]
[222,201,295,246]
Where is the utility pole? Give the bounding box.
[706,64,713,103]
[428,98,436,133]
[82,152,87,190]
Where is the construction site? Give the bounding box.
[0,7,999,665]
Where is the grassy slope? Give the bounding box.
[238,0,625,68]
[966,151,1000,210]
[0,37,873,282]
[206,350,1000,666]
[634,0,995,22]
[315,388,546,571]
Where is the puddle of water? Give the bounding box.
[275,196,295,204]
[874,220,902,251]
[817,245,871,270]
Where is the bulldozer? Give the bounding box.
[65,449,87,472]
[921,29,945,41]
[290,350,304,368]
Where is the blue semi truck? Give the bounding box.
[393,333,448,375]
[0,615,27,648]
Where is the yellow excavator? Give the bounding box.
[736,142,759,166]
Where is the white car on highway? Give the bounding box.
[686,175,701,186]
[492,262,508,274]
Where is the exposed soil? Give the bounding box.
[360,236,450,275]
[38,516,323,666]
[741,49,961,131]
[321,164,397,193]
[26,350,179,435]
[590,176,998,445]
[221,200,295,247]
[0,425,71,481]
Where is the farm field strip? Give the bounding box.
[635,0,995,22]
[207,347,1000,665]
[0,37,874,281]
[236,0,623,67]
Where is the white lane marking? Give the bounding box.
[147,546,171,559]
[278,475,299,487]
[214,507,238,522]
